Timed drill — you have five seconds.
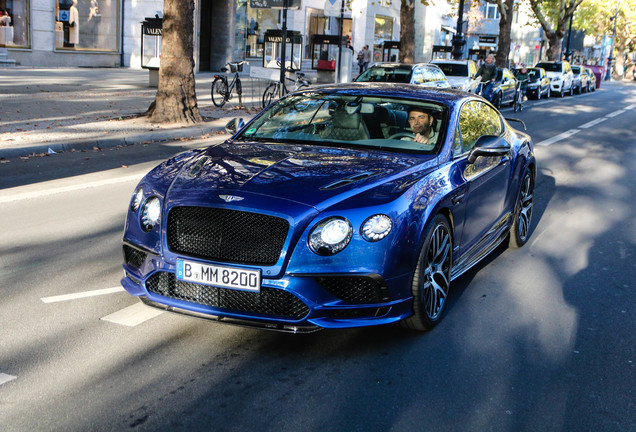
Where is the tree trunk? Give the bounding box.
[400,0,415,64]
[494,0,515,68]
[545,31,563,61]
[147,0,202,124]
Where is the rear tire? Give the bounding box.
[211,77,228,108]
[400,215,452,331]
[262,82,278,108]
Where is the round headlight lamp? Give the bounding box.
[141,197,161,232]
[308,217,352,256]
[361,214,392,242]
[131,187,144,212]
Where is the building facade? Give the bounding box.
[5,0,538,71]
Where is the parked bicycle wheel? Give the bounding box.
[262,83,279,108]
[236,78,242,107]
[211,77,228,108]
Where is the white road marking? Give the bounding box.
[0,173,144,204]
[0,373,17,386]
[625,104,636,110]
[536,129,581,146]
[607,109,626,118]
[579,117,608,129]
[101,302,164,327]
[41,287,125,303]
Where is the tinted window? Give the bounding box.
[355,66,412,83]
[536,62,561,72]
[434,63,468,77]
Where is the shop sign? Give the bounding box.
[250,0,301,9]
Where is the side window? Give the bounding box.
[458,100,503,155]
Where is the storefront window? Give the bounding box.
[246,6,278,58]
[54,0,119,50]
[0,0,29,48]
[374,15,393,62]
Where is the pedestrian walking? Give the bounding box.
[362,45,372,72]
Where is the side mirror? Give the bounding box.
[467,135,511,164]
[225,118,245,135]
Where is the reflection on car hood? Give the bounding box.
[165,141,434,209]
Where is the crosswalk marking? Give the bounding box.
[101,302,164,327]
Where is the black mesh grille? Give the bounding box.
[123,244,147,269]
[315,276,390,303]
[167,206,289,266]
[146,272,309,320]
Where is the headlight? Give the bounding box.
[141,197,161,232]
[361,214,392,242]
[131,187,144,212]
[308,217,352,256]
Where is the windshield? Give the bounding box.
[536,62,561,72]
[355,66,413,83]
[235,93,448,154]
[434,63,468,77]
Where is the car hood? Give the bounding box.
[165,141,435,211]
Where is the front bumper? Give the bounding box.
[121,243,414,332]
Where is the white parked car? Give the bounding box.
[535,60,574,97]
[430,59,480,93]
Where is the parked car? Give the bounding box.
[355,63,451,89]
[535,60,574,97]
[121,83,536,332]
[429,59,480,93]
[483,67,518,108]
[513,67,550,99]
[586,67,597,91]
[571,65,589,94]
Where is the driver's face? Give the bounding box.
[408,110,433,135]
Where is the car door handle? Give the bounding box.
[451,193,465,205]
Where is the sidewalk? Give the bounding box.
[0,67,273,160]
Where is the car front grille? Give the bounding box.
[315,275,390,303]
[146,272,310,320]
[123,244,147,269]
[167,206,289,266]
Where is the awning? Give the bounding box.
[441,25,456,34]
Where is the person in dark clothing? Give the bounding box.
[474,54,497,100]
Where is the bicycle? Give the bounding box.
[211,61,245,108]
[513,79,528,113]
[262,66,311,108]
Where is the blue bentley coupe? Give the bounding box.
[121,84,535,332]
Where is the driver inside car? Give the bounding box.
[407,107,435,144]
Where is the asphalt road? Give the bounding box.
[1,83,635,432]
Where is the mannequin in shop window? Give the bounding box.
[69,0,79,47]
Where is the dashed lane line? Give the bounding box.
[41,287,125,303]
[537,102,634,146]
[101,302,164,327]
[0,373,17,386]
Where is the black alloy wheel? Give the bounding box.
[401,215,453,331]
[509,168,534,248]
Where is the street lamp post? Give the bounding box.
[605,0,619,81]
[451,0,466,60]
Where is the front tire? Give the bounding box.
[401,215,452,331]
[509,168,534,248]
[211,77,228,108]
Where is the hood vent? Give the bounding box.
[320,171,381,190]
[188,156,210,178]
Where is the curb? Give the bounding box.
[0,124,227,160]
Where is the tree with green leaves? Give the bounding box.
[528,0,585,61]
[146,0,202,124]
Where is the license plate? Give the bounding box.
[176,259,261,292]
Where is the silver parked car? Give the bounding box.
[430,59,480,93]
[355,63,451,89]
[535,60,574,97]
